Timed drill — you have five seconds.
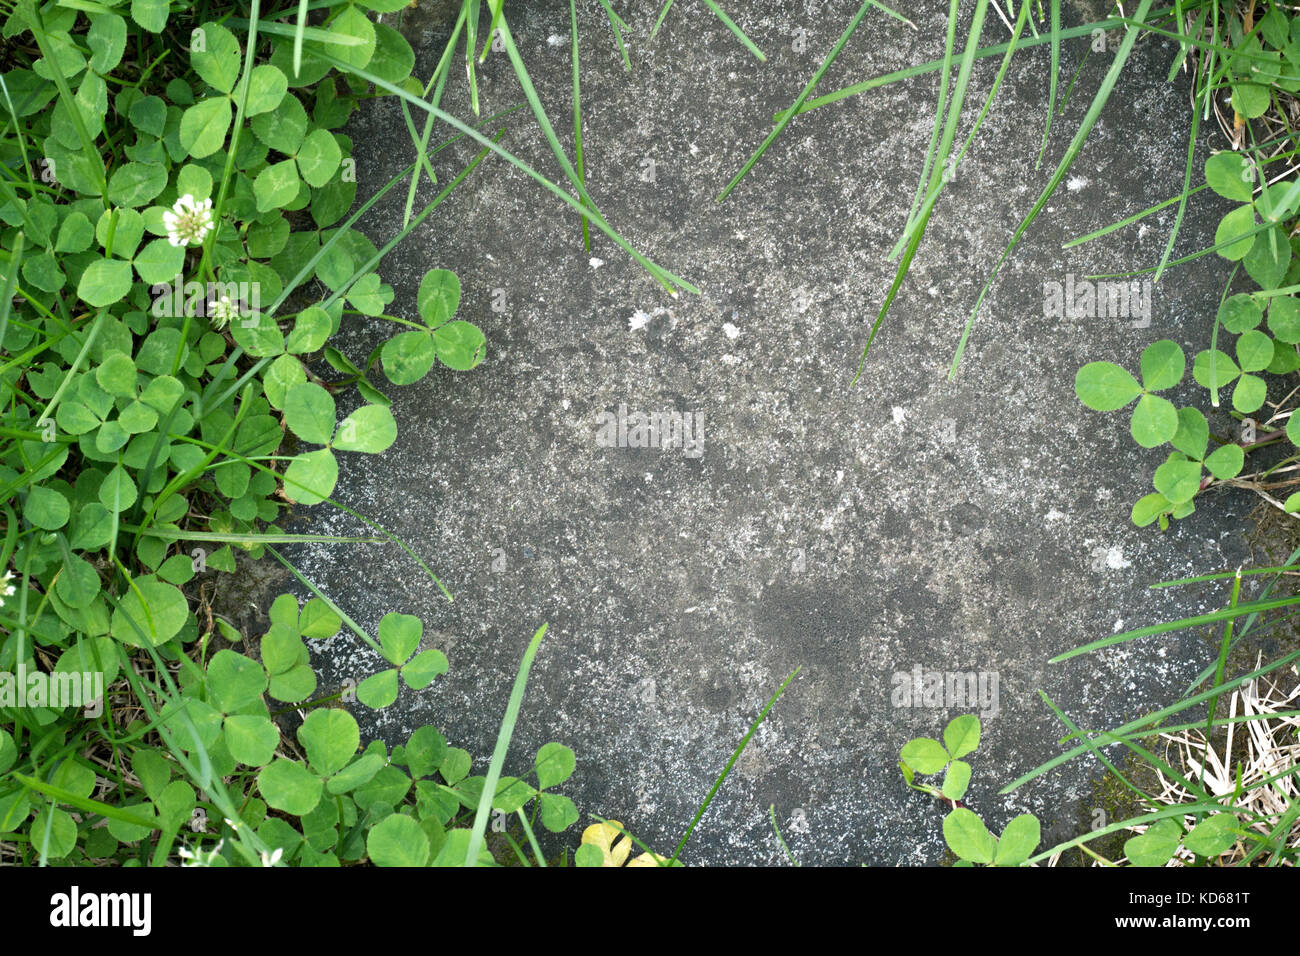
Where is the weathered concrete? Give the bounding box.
[271,1,1262,864]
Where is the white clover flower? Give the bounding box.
[0,570,14,608]
[178,838,225,867]
[163,193,214,247]
[208,293,236,331]
[260,847,283,867]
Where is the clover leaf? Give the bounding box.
[356,613,448,709]
[1075,340,1185,447]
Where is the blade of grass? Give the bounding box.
[11,772,160,831]
[669,666,800,863]
[1001,647,1300,793]
[1034,0,1061,169]
[571,0,591,250]
[1181,544,1300,694]
[23,2,108,207]
[105,606,269,865]
[1206,265,1237,408]
[1051,592,1300,663]
[182,435,455,601]
[701,0,765,61]
[1037,692,1154,804]
[490,12,678,287]
[466,0,481,116]
[1064,183,1210,248]
[266,545,389,658]
[596,0,632,71]
[478,0,504,62]
[1204,568,1243,774]
[1026,799,1228,865]
[124,526,383,544]
[851,0,999,383]
[718,0,879,202]
[651,0,675,39]
[947,0,1156,382]
[515,808,547,867]
[1152,82,1202,282]
[897,0,960,254]
[777,10,1146,121]
[292,0,309,77]
[309,48,697,295]
[466,623,549,866]
[1088,216,1279,278]
[400,12,469,228]
[769,804,800,865]
[891,0,1024,260]
[0,231,23,351]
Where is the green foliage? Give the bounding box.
[1074,138,1300,528]
[1075,7,1300,528]
[899,715,1041,866]
[0,0,529,868]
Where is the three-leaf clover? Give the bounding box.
[1075,339,1186,447]
[356,613,448,708]
[281,381,397,505]
[205,649,281,767]
[899,713,980,803]
[1131,406,1246,528]
[381,269,486,384]
[261,593,342,702]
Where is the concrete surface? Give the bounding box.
[265,0,1267,864]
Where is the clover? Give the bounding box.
[356,613,448,709]
[1131,407,1246,528]
[1075,339,1185,447]
[899,716,1040,866]
[280,380,398,505]
[380,269,486,385]
[260,593,342,703]
[1191,327,1274,415]
[162,193,213,247]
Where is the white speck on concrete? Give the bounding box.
[629,305,673,331]
[722,322,740,339]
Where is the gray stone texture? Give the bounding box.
[268,1,1260,864]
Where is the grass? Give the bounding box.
[1002,552,1300,866]
[2,0,715,867]
[8,0,1300,869]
